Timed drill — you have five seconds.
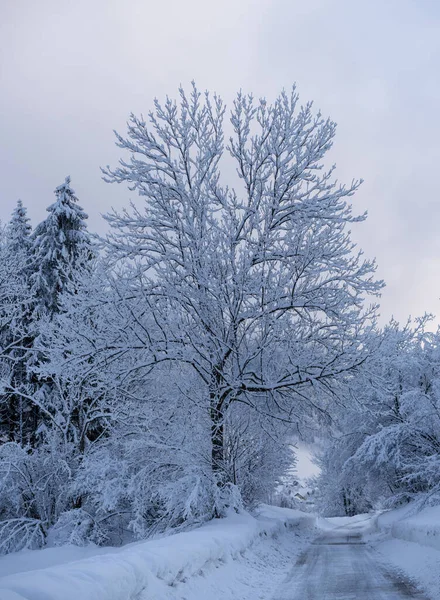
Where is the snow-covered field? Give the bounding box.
[0,506,315,600]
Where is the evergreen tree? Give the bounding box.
[31,177,91,316]
[27,178,92,449]
[0,201,34,444]
[6,200,32,259]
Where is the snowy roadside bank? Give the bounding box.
[373,504,440,598]
[378,504,440,552]
[0,506,315,600]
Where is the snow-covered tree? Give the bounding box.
[34,259,119,454]
[0,191,101,553]
[102,84,383,515]
[6,200,32,259]
[0,202,34,444]
[31,177,91,316]
[0,257,115,554]
[317,317,440,515]
[23,178,93,447]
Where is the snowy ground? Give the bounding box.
[1,503,440,600]
[138,523,313,600]
[375,538,440,599]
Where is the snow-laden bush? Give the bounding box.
[0,442,71,553]
[49,508,107,547]
[72,428,244,541]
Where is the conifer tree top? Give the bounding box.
[46,176,88,225]
[8,199,31,238]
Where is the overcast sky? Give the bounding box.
[1,0,440,325]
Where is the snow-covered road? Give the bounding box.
[274,520,427,600]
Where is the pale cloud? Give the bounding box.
[1,0,440,325]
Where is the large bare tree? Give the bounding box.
[103,84,382,490]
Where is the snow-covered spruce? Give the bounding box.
[0,200,33,447]
[31,176,92,316]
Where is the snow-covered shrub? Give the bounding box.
[73,418,242,540]
[49,508,107,547]
[0,518,45,555]
[0,442,71,553]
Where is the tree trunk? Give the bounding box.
[210,397,226,519]
[210,398,225,480]
[7,392,18,442]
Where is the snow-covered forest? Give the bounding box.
[1,85,440,561]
